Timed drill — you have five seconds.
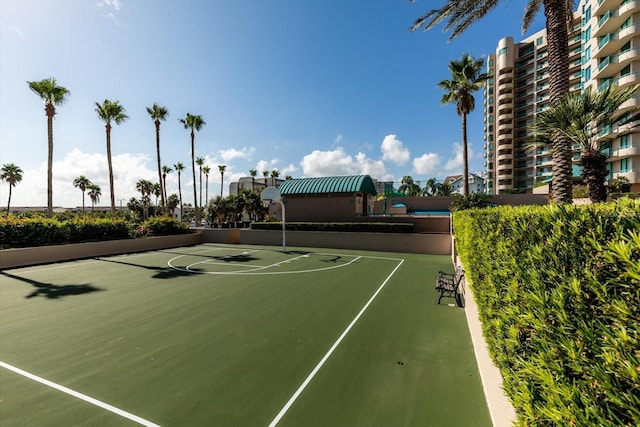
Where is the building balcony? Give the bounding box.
[617,72,639,89]
[607,144,640,160]
[611,169,639,184]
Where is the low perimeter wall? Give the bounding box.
[0,229,451,269]
[0,233,202,269]
[201,229,451,255]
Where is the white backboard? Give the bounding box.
[260,186,281,202]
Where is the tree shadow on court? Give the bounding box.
[321,256,343,263]
[95,257,205,280]
[0,271,103,300]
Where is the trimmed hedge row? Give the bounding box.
[453,199,640,426]
[251,221,414,233]
[0,216,189,249]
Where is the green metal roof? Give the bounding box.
[279,175,377,196]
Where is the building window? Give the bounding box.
[621,17,631,30]
[536,36,544,46]
[621,40,631,53]
[583,26,591,42]
[584,65,591,81]
[583,45,590,63]
[584,5,591,22]
[620,158,631,173]
[620,64,631,77]
[498,47,508,56]
[620,134,630,149]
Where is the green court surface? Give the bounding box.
[0,243,490,426]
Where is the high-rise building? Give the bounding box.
[483,0,639,194]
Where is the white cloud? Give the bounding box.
[98,0,121,11]
[220,147,255,162]
[412,152,441,175]
[4,149,157,208]
[300,147,387,178]
[333,134,343,145]
[255,159,279,176]
[444,142,474,172]
[10,25,25,40]
[380,134,410,165]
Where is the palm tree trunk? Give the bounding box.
[82,191,85,213]
[462,112,469,195]
[545,1,572,204]
[191,130,199,223]
[178,172,183,221]
[46,104,54,217]
[106,123,116,216]
[220,173,224,197]
[7,184,12,212]
[155,121,166,215]
[205,176,209,206]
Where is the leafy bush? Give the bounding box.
[572,184,589,199]
[251,221,414,233]
[140,216,190,236]
[451,192,493,211]
[453,199,640,425]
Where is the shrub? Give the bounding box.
[140,216,190,236]
[453,199,640,426]
[451,192,493,211]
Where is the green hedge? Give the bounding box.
[251,221,414,233]
[453,199,640,426]
[0,215,188,249]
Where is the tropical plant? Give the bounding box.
[451,192,493,211]
[410,0,576,203]
[270,169,279,187]
[179,113,205,223]
[152,182,162,210]
[73,175,92,213]
[146,103,169,214]
[249,168,257,191]
[196,156,205,208]
[421,177,438,196]
[532,84,640,202]
[1,163,24,213]
[262,170,269,186]
[95,99,129,215]
[436,180,454,196]
[610,176,630,193]
[285,175,293,180]
[161,165,172,207]
[166,193,180,215]
[398,175,421,196]
[436,53,487,195]
[219,164,226,197]
[27,77,70,217]
[87,184,101,211]
[173,162,185,220]
[202,165,211,206]
[136,179,154,219]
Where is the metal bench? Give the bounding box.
[435,267,464,305]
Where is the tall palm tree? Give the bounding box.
[95,99,128,216]
[27,77,70,217]
[1,163,24,213]
[179,113,206,223]
[410,0,575,203]
[146,103,169,214]
[87,184,101,212]
[422,177,438,196]
[436,180,454,196]
[270,169,279,187]
[262,170,269,187]
[136,179,154,219]
[73,175,92,213]
[202,165,211,205]
[437,53,488,195]
[218,164,226,197]
[533,84,640,202]
[152,182,162,211]
[249,168,257,191]
[167,193,180,215]
[399,175,421,196]
[173,162,185,220]
[161,165,172,209]
[196,157,205,208]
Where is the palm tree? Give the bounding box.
[95,99,128,216]
[398,175,421,196]
[270,169,279,187]
[262,170,269,187]
[174,162,185,220]
[422,177,438,196]
[1,163,24,213]
[167,193,180,216]
[152,182,162,211]
[179,113,206,223]
[146,103,169,214]
[436,180,454,196]
[218,165,226,197]
[161,165,172,209]
[437,53,488,195]
[27,77,70,217]
[196,157,205,208]
[533,84,640,202]
[202,165,211,205]
[87,184,101,212]
[249,168,257,191]
[410,0,575,203]
[73,175,92,213]
[136,179,154,219]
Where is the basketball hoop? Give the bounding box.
[260,187,286,252]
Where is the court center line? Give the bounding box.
[0,361,160,427]
[267,258,405,427]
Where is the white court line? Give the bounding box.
[268,258,405,427]
[0,361,160,427]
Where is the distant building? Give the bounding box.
[445,173,486,194]
[229,177,284,195]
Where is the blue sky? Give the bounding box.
[0,0,547,207]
